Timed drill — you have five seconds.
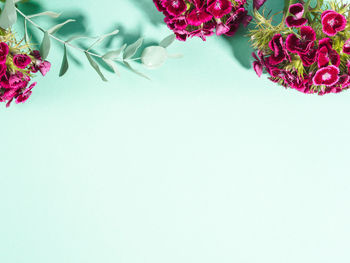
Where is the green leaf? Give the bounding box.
[59,44,69,77]
[86,29,119,51]
[85,52,107,82]
[28,11,61,19]
[102,44,126,60]
[123,61,150,80]
[66,35,97,43]
[24,19,28,43]
[48,19,75,34]
[103,58,120,77]
[40,31,51,60]
[123,38,143,60]
[159,34,176,48]
[0,0,17,29]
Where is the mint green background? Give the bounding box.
[1,1,350,262]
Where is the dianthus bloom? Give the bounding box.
[250,1,350,95]
[0,30,51,107]
[154,0,266,41]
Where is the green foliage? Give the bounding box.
[1,0,180,81]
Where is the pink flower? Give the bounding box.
[13,54,32,69]
[0,42,9,64]
[268,34,288,65]
[317,38,340,68]
[321,10,347,36]
[206,0,232,19]
[39,61,51,76]
[343,39,350,55]
[162,0,187,16]
[285,3,308,28]
[9,72,29,90]
[15,82,36,104]
[30,50,51,76]
[186,8,212,26]
[313,65,339,86]
[299,48,317,67]
[286,26,316,54]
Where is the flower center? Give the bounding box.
[328,19,335,27]
[322,73,331,81]
[215,1,222,9]
[172,0,180,8]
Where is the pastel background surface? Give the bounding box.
[1,1,350,262]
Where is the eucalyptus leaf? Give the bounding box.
[103,58,120,77]
[141,46,167,69]
[123,61,150,80]
[85,52,107,82]
[59,44,69,77]
[24,19,28,43]
[123,38,143,60]
[40,31,51,60]
[28,11,61,19]
[66,35,97,43]
[48,19,75,34]
[159,34,176,48]
[102,44,126,60]
[87,29,119,51]
[0,0,17,29]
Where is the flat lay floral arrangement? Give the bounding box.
[251,0,350,95]
[0,0,349,107]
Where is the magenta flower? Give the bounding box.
[0,42,9,64]
[206,0,232,19]
[187,8,212,26]
[313,65,339,86]
[163,0,187,16]
[321,10,347,36]
[268,34,288,65]
[343,39,350,55]
[299,48,317,67]
[13,54,32,69]
[317,38,340,68]
[285,3,308,28]
[15,82,36,104]
[30,50,51,76]
[286,26,316,54]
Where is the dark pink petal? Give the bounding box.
[322,11,347,36]
[0,42,9,64]
[343,39,350,55]
[313,65,339,86]
[299,48,317,67]
[164,0,187,17]
[186,8,212,26]
[301,26,316,42]
[289,3,304,19]
[286,26,315,54]
[268,34,286,65]
[286,16,307,27]
[206,0,232,19]
[285,3,307,28]
[253,0,266,10]
[253,61,263,77]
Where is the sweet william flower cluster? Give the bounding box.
[251,1,350,95]
[153,0,264,41]
[0,30,51,107]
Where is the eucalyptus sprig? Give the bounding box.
[0,0,179,81]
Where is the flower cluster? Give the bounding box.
[250,1,350,95]
[153,0,253,41]
[0,29,50,107]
